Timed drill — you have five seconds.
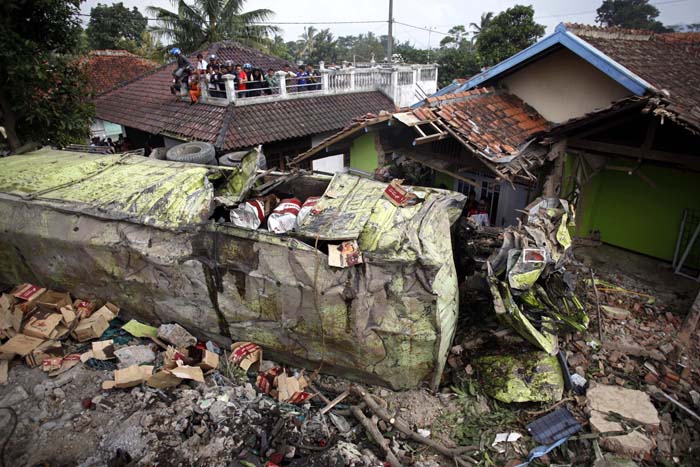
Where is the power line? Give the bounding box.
[534,0,690,20]
[77,13,387,25]
[394,21,450,36]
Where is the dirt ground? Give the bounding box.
[1,243,699,466]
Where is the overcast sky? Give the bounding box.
[80,0,700,48]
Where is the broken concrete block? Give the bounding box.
[588,384,660,459]
[114,345,156,369]
[157,323,197,348]
[601,305,631,320]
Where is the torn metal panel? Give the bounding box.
[0,149,466,390]
[486,198,587,354]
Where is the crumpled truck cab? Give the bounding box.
[0,147,466,389]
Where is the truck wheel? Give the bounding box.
[166,142,216,165]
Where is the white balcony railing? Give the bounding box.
[180,63,438,109]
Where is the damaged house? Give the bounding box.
[94,41,438,169]
[292,24,700,273]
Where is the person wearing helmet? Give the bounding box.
[170,47,193,95]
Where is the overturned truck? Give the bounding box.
[0,148,466,389]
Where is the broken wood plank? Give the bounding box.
[350,384,477,466]
[320,389,350,415]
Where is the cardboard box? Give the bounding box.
[230,342,262,371]
[198,349,219,371]
[92,340,115,360]
[59,306,76,325]
[147,370,182,389]
[383,179,417,207]
[25,340,63,368]
[35,290,72,311]
[189,347,219,371]
[113,364,154,389]
[168,364,204,383]
[49,324,70,340]
[92,302,119,322]
[0,334,45,356]
[71,315,109,342]
[73,299,96,318]
[48,353,81,377]
[22,310,64,339]
[11,283,46,303]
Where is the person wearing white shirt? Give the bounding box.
[196,53,208,72]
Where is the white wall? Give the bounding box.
[501,48,631,123]
[312,154,345,174]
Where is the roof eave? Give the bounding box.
[453,23,654,98]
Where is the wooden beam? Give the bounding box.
[641,117,659,152]
[569,138,700,170]
[413,133,448,146]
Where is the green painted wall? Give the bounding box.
[434,172,455,190]
[349,133,379,173]
[576,160,700,262]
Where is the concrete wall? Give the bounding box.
[501,48,631,123]
[576,160,700,264]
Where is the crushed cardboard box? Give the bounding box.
[92,340,115,360]
[0,334,45,357]
[103,364,155,390]
[48,353,81,377]
[168,364,204,383]
[35,290,72,311]
[147,370,182,389]
[22,309,64,339]
[70,302,120,343]
[11,283,46,303]
[230,342,262,371]
[26,340,63,368]
[73,299,96,318]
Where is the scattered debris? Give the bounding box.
[588,384,660,459]
[156,323,197,348]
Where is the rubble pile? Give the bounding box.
[0,194,699,466]
[443,199,700,465]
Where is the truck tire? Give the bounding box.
[219,151,249,167]
[166,142,216,165]
[149,147,167,160]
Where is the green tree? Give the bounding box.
[437,31,481,87]
[147,0,279,53]
[469,12,493,42]
[476,5,545,66]
[86,3,148,52]
[0,0,94,151]
[596,0,670,32]
[263,35,294,61]
[134,31,167,63]
[440,25,468,48]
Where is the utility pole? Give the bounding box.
[387,0,393,63]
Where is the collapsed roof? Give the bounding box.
[94,41,396,150]
[292,87,551,182]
